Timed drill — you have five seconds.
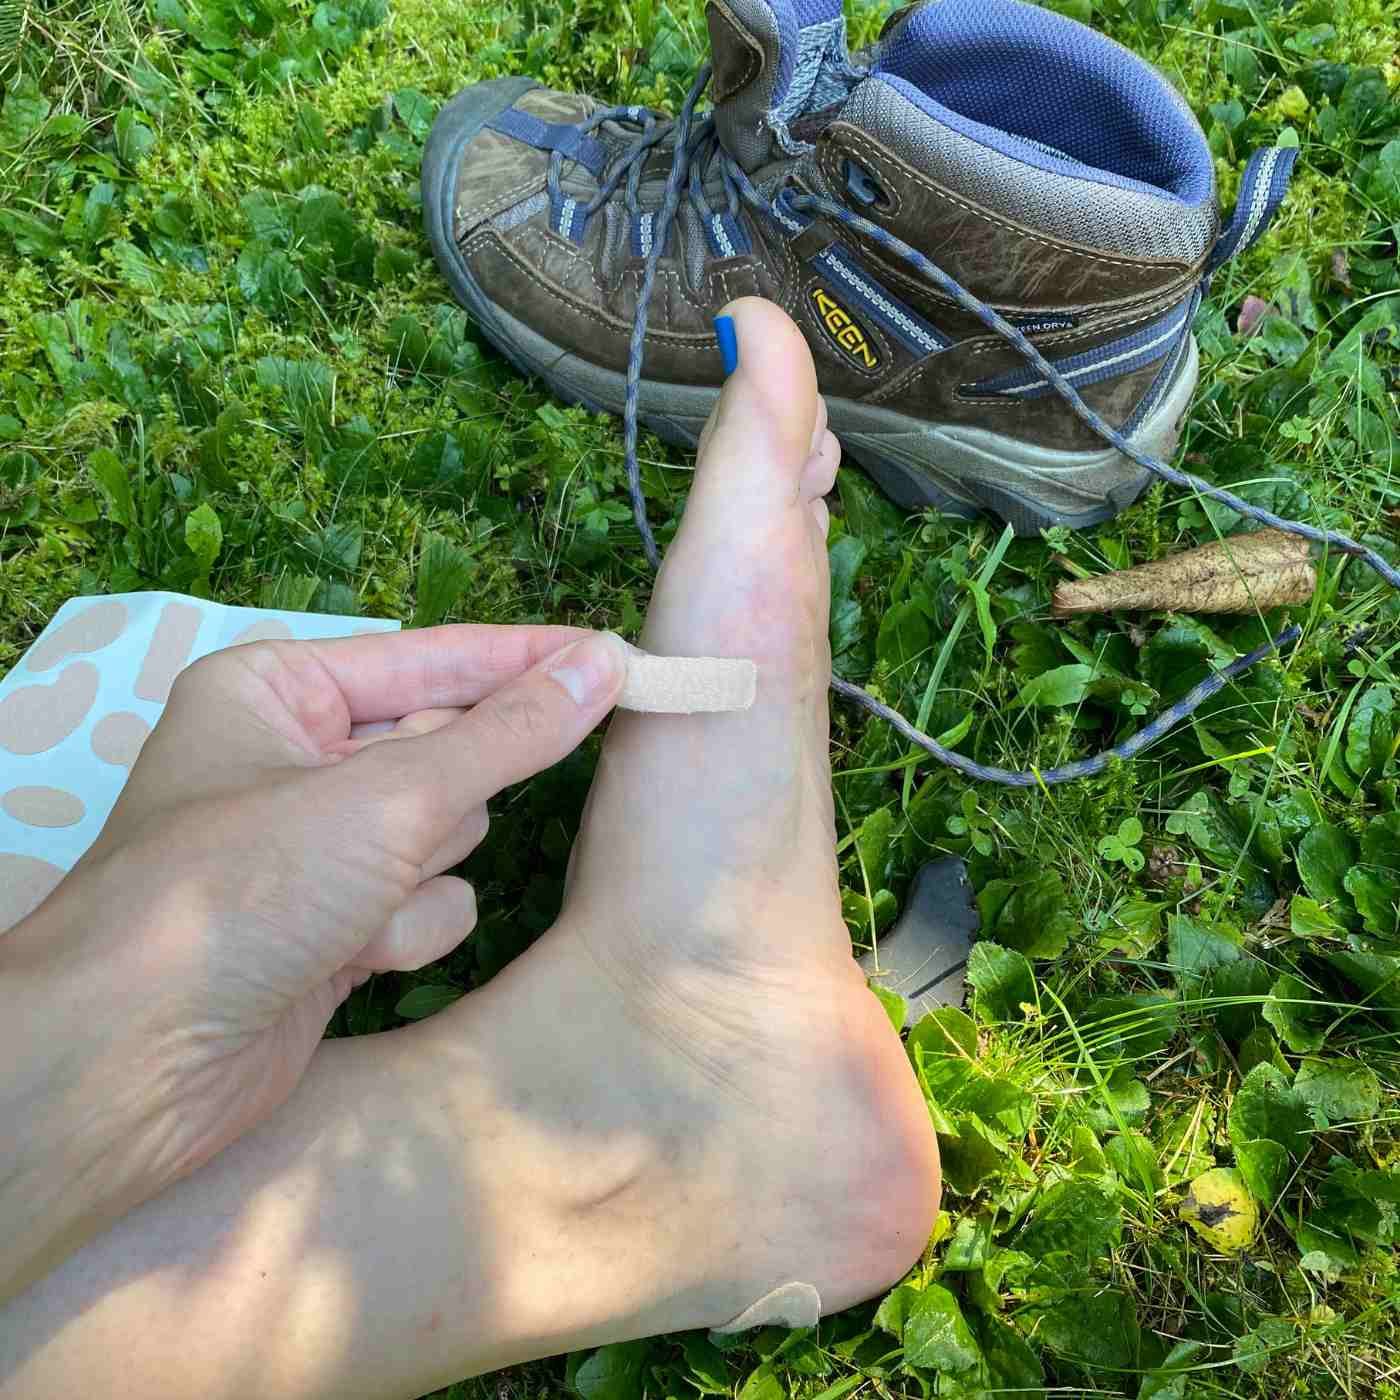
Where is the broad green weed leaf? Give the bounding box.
[939,1115,1014,1193]
[402,429,469,498]
[1234,1137,1288,1207]
[854,805,895,886]
[412,532,476,628]
[1016,1179,1120,1266]
[110,241,164,292]
[1070,1123,1109,1174]
[1323,942,1400,1029]
[393,984,463,1019]
[977,868,1075,958]
[970,1313,1043,1394]
[1345,684,1396,780]
[1262,973,1329,1053]
[75,181,117,248]
[967,942,1034,1023]
[680,1334,729,1395]
[1367,138,1400,217]
[868,980,905,1032]
[388,315,430,371]
[907,1006,978,1060]
[1156,1106,1215,1186]
[184,502,223,576]
[902,1284,980,1373]
[1293,1058,1381,1126]
[1015,662,1092,708]
[1239,1025,1288,1075]
[1085,1067,1149,1132]
[874,1281,921,1339]
[310,523,362,575]
[1209,957,1274,1045]
[88,447,133,527]
[1025,1288,1139,1370]
[0,76,51,148]
[392,88,434,140]
[1166,914,1242,982]
[1344,812,1400,938]
[1233,1318,1294,1376]
[238,243,306,316]
[736,1362,783,1400]
[943,1213,994,1271]
[0,208,61,258]
[574,1342,650,1400]
[1291,895,1345,938]
[254,355,333,436]
[1105,1130,1162,1192]
[1228,1062,1312,1158]
[876,598,930,673]
[828,532,865,665]
[1139,1341,1207,1400]
[0,451,41,526]
[1296,822,1359,914]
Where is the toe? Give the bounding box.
[800,428,841,501]
[689,297,822,514]
[644,299,829,671]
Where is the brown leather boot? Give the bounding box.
[422,0,1295,534]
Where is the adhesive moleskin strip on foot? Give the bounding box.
[617,641,756,715]
[714,1282,822,1334]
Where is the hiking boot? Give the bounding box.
[423,0,1295,535]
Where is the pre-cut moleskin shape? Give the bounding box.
[618,643,756,714]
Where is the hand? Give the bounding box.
[0,623,627,1300]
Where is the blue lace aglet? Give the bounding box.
[714,314,738,375]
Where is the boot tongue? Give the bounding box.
[706,0,854,170]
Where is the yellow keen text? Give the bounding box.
[811,288,878,368]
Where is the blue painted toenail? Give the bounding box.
[714,315,738,376]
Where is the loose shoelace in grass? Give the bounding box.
[596,65,1400,788]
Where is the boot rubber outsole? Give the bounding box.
[422,81,1195,536]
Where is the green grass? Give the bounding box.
[3,0,1399,1394]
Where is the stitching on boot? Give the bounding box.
[828,125,1191,274]
[466,234,734,356]
[714,1282,822,1334]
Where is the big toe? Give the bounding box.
[644,299,838,666]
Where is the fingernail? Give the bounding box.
[714,314,738,376]
[547,632,627,706]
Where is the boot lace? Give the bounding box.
[554,65,1399,787]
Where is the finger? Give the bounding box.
[353,876,478,973]
[421,804,489,880]
[296,624,590,725]
[332,707,464,757]
[323,631,628,853]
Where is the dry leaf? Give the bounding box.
[1052,530,1316,616]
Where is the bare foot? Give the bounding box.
[0,301,940,1399]
[455,299,940,1344]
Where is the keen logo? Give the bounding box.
[811,287,880,369]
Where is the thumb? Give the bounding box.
[329,630,628,855]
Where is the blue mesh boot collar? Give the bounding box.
[872,0,1214,206]
[707,0,864,170]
